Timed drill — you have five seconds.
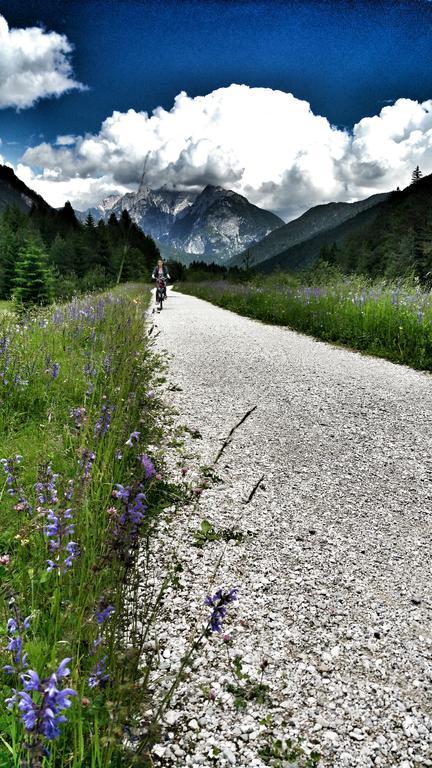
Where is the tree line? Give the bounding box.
[318,167,432,283]
[0,202,160,306]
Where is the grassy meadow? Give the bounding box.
[0,284,181,767]
[178,272,432,371]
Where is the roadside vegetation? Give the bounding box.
[0,284,177,767]
[0,284,260,767]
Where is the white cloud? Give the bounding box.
[55,135,77,146]
[15,164,128,211]
[18,85,432,219]
[338,98,432,196]
[0,14,85,110]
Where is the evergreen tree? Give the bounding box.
[13,240,54,307]
[0,207,32,298]
[0,223,18,299]
[411,166,423,184]
[108,213,120,236]
[85,212,95,229]
[56,201,80,232]
[49,233,77,274]
[95,221,114,275]
[73,233,90,279]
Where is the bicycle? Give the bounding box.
[155,276,166,311]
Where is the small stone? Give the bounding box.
[165,710,179,726]
[188,719,199,731]
[324,730,339,744]
[349,729,365,741]
[223,748,236,765]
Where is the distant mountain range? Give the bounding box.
[78,184,284,263]
[230,193,390,268]
[2,163,415,278]
[81,183,398,271]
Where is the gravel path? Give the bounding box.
[148,288,432,768]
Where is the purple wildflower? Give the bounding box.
[80,449,96,479]
[139,454,155,479]
[1,455,23,494]
[44,505,79,574]
[111,484,148,553]
[95,603,115,625]
[204,587,238,633]
[125,431,140,447]
[112,484,130,502]
[51,363,60,380]
[92,635,103,653]
[94,404,114,438]
[4,614,30,675]
[70,407,86,430]
[34,465,59,506]
[64,479,74,501]
[10,658,76,741]
[88,656,109,689]
[0,457,31,512]
[103,355,112,375]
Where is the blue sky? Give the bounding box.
[1,0,432,217]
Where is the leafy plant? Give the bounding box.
[259,735,321,767]
[193,519,245,548]
[226,654,271,711]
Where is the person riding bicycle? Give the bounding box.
[152,259,170,300]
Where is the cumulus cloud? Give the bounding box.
[15,164,129,211]
[338,98,432,197]
[0,14,85,110]
[18,85,432,219]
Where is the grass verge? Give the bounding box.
[0,283,183,767]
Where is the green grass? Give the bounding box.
[0,284,178,767]
[177,274,432,371]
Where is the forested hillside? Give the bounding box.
[0,203,159,301]
[319,171,432,281]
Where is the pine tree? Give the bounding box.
[95,221,114,275]
[411,166,423,184]
[13,241,54,307]
[0,224,18,298]
[56,201,80,233]
[49,233,77,274]
[0,207,31,298]
[85,212,95,229]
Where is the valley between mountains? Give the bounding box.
[149,289,432,768]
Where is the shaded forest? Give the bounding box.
[319,169,432,283]
[0,201,160,303]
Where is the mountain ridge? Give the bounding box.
[257,203,386,273]
[79,184,284,263]
[230,192,391,268]
[0,164,53,215]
